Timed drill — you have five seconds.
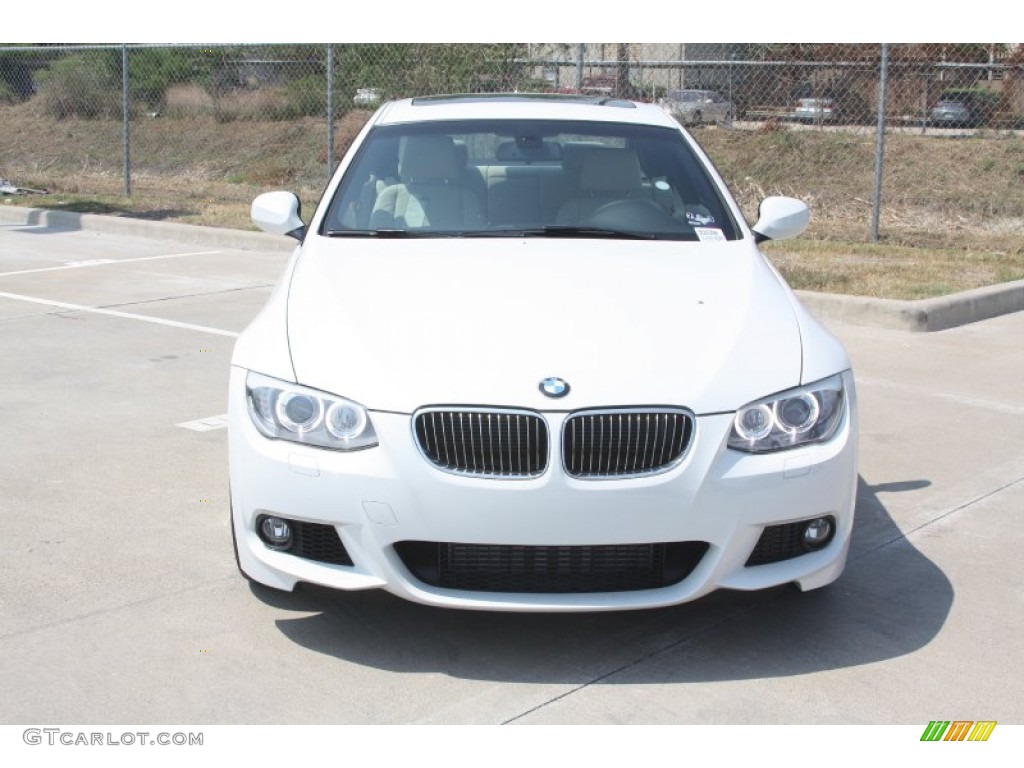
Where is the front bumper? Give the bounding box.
[228,367,858,612]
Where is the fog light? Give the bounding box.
[802,517,834,550]
[259,516,292,550]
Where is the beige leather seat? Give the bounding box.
[555,148,649,225]
[370,136,486,230]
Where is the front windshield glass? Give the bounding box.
[321,119,739,240]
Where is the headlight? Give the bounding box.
[728,374,845,453]
[245,371,378,451]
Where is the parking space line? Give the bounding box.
[0,290,240,338]
[177,414,229,432]
[0,250,221,278]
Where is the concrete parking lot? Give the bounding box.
[1,209,1022,726]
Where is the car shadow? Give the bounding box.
[256,474,951,684]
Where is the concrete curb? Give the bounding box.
[796,282,1024,332]
[3,204,1022,332]
[0,204,294,253]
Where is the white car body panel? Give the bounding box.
[285,238,802,414]
[230,246,301,383]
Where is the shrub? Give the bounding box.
[0,78,16,105]
[286,76,326,118]
[35,53,120,119]
[130,47,210,109]
[0,52,37,103]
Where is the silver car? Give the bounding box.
[659,89,734,126]
[353,87,382,108]
[793,98,836,124]
[929,98,989,128]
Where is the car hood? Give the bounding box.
[286,237,803,414]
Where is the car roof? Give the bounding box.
[373,93,680,129]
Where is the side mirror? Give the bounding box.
[752,196,809,243]
[251,191,305,240]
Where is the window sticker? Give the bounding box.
[694,227,726,242]
[686,210,716,226]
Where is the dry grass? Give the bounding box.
[2,106,1023,300]
[162,84,216,116]
[699,127,1024,247]
[761,239,1024,300]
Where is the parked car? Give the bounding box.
[353,87,381,108]
[792,97,837,124]
[791,92,874,126]
[660,89,734,126]
[929,90,997,128]
[578,74,643,101]
[233,93,858,612]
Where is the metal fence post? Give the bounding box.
[327,44,335,179]
[728,54,735,113]
[575,44,584,92]
[870,43,890,243]
[122,44,131,197]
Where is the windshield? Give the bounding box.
[321,119,740,241]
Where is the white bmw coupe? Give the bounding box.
[229,93,858,612]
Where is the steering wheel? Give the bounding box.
[586,198,684,232]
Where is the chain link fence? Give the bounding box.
[2,43,1022,251]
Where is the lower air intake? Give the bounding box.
[290,520,353,566]
[394,541,708,593]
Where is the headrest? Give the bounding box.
[579,149,644,193]
[400,135,461,182]
[561,142,605,175]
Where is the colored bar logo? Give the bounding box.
[921,721,997,742]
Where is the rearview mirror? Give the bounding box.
[752,196,809,243]
[251,191,305,240]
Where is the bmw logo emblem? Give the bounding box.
[539,377,570,398]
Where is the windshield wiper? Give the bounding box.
[324,227,663,240]
[434,227,658,239]
[527,226,658,240]
[323,229,427,238]
[323,229,500,238]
